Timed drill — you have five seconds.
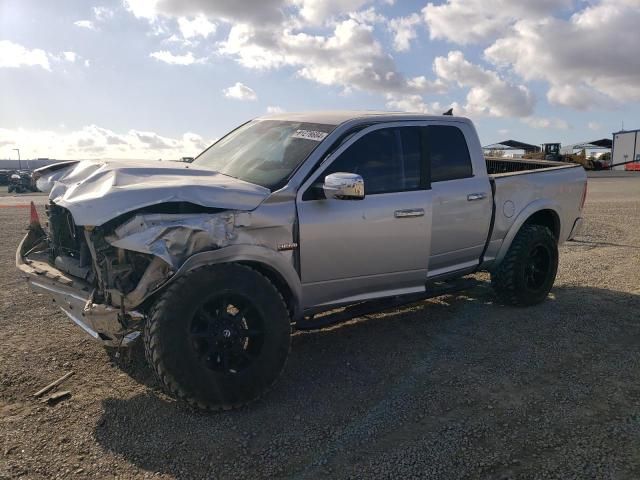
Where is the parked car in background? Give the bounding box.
[0,169,11,186]
[17,111,587,410]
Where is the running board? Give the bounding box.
[295,276,480,331]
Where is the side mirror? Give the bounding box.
[323,172,365,200]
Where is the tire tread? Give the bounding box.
[491,224,557,306]
[143,263,291,411]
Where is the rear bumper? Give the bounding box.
[15,234,142,347]
[568,217,583,240]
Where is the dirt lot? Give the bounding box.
[1,175,639,479]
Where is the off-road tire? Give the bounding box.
[144,263,291,411]
[491,224,558,306]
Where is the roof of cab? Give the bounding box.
[259,110,471,127]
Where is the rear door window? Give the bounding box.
[428,126,473,182]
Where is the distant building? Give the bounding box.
[483,140,541,155]
[612,130,640,171]
[0,158,64,170]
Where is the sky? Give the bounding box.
[1,0,639,160]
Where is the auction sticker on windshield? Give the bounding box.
[292,130,328,141]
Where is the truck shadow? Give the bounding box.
[94,284,640,478]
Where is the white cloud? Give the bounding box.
[74,7,113,30]
[348,7,386,25]
[178,14,217,39]
[165,34,187,44]
[293,20,398,90]
[124,0,286,24]
[63,51,77,63]
[385,94,435,113]
[223,82,258,101]
[293,0,371,25]
[54,51,84,65]
[388,13,421,52]
[119,1,444,105]
[117,0,640,120]
[74,20,96,30]
[406,75,447,93]
[149,50,204,65]
[484,0,640,108]
[545,84,604,111]
[219,18,443,97]
[384,93,456,115]
[0,125,211,159]
[422,0,571,45]
[267,105,284,113]
[218,23,285,70]
[130,0,386,27]
[521,116,570,130]
[0,40,51,71]
[93,6,114,21]
[588,121,601,131]
[123,0,160,20]
[434,50,534,117]
[520,116,571,130]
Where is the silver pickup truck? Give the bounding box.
[17,111,587,410]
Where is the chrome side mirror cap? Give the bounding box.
[323,172,365,200]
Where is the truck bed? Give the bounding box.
[485,157,578,176]
[481,158,586,266]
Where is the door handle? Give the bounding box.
[467,193,487,201]
[394,208,425,218]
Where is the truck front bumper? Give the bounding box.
[15,233,142,347]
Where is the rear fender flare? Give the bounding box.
[493,199,562,268]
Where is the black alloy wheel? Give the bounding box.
[189,294,264,374]
[525,244,552,291]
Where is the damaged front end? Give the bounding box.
[16,201,238,347]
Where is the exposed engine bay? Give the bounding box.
[48,203,153,300]
[43,201,245,313]
[17,199,257,347]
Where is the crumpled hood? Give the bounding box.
[46,159,271,226]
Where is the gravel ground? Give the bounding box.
[1,176,639,479]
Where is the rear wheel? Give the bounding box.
[144,263,291,410]
[491,224,558,306]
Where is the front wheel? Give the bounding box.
[144,263,291,411]
[491,224,559,306]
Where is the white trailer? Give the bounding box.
[612,130,640,171]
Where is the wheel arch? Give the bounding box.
[158,245,303,320]
[236,260,299,321]
[523,209,560,240]
[493,200,562,268]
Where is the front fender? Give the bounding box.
[164,245,302,315]
[493,199,562,268]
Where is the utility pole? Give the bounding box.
[12,148,21,170]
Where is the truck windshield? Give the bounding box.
[194,120,335,190]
